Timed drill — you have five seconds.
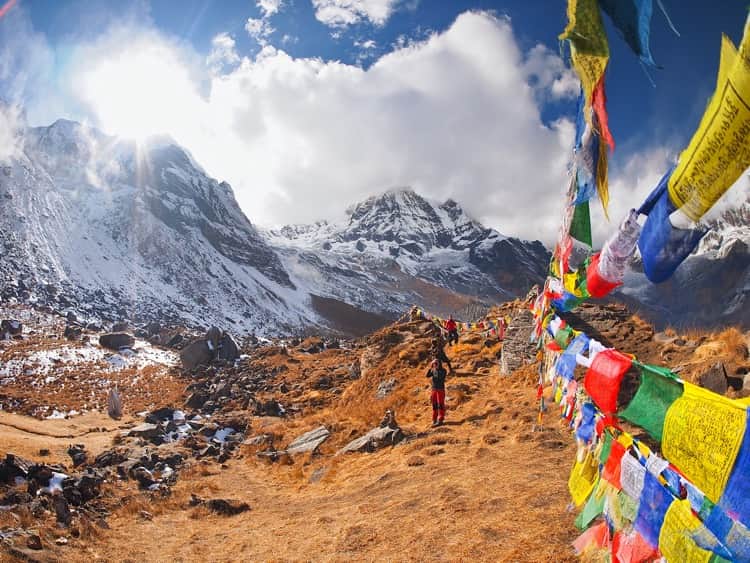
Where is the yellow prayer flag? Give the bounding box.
[668,21,750,221]
[662,383,747,502]
[596,134,609,218]
[658,499,713,563]
[568,451,599,507]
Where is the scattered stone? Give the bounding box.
[376,378,397,399]
[127,423,161,439]
[63,325,82,340]
[111,321,130,332]
[107,387,122,420]
[216,333,240,363]
[55,537,68,546]
[339,425,404,454]
[206,326,222,349]
[179,339,213,370]
[285,426,330,455]
[242,435,272,447]
[205,498,251,516]
[698,362,728,395]
[52,494,72,525]
[132,467,156,489]
[185,391,209,410]
[1,319,22,337]
[349,361,361,380]
[99,332,135,350]
[255,399,285,417]
[38,449,50,457]
[65,311,77,323]
[26,533,43,550]
[139,510,153,521]
[66,445,87,468]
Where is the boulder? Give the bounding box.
[180,339,213,370]
[66,445,87,467]
[376,378,397,399]
[1,319,22,336]
[63,325,82,340]
[216,333,240,362]
[127,423,161,440]
[107,387,122,420]
[112,321,129,332]
[99,332,135,350]
[339,426,403,454]
[185,391,209,410]
[206,326,222,348]
[285,426,330,455]
[698,362,728,395]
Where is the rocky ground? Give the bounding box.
[0,301,748,562]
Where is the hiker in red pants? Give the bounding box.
[445,316,459,346]
[426,359,448,426]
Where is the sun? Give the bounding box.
[76,42,201,142]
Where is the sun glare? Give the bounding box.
[77,43,200,142]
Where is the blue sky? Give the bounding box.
[1,0,748,242]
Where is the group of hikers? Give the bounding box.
[407,306,507,427]
[424,315,459,427]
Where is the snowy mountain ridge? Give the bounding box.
[0,118,550,335]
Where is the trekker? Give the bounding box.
[431,337,453,373]
[445,316,459,346]
[426,359,448,426]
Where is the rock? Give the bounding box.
[180,339,213,370]
[99,332,135,350]
[166,333,185,349]
[1,319,22,336]
[206,326,222,348]
[314,376,332,390]
[145,322,162,336]
[256,399,285,417]
[55,537,68,546]
[145,407,175,424]
[0,453,32,483]
[63,325,82,340]
[242,434,271,447]
[300,337,324,354]
[112,321,129,332]
[339,426,403,454]
[499,309,537,375]
[216,333,240,362]
[349,361,361,380]
[132,467,155,488]
[107,387,122,420]
[66,445,87,468]
[65,311,77,323]
[190,494,250,515]
[93,449,129,468]
[698,362,728,395]
[26,533,43,550]
[376,378,397,399]
[185,391,209,410]
[127,423,161,439]
[285,426,330,455]
[52,493,72,525]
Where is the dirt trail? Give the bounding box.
[73,362,578,562]
[0,411,135,465]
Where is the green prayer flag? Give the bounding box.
[569,201,593,247]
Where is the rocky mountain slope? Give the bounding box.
[620,193,750,329]
[0,119,550,335]
[0,119,313,335]
[266,188,550,323]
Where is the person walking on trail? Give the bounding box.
[431,337,453,373]
[426,359,448,426]
[445,316,459,346]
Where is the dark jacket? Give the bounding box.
[432,346,452,369]
[426,365,447,390]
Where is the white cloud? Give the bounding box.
[354,39,377,50]
[206,32,240,73]
[12,9,655,246]
[312,0,400,28]
[523,43,579,101]
[245,17,275,45]
[257,0,284,18]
